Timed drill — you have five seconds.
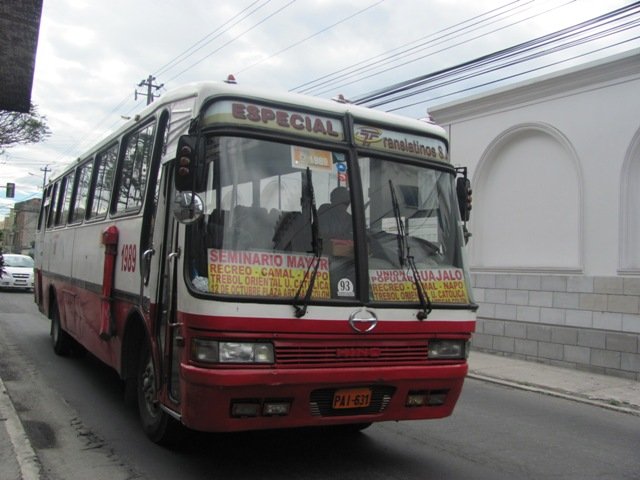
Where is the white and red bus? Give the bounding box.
[34,81,476,444]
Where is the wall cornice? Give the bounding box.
[430,48,640,124]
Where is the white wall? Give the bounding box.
[621,130,640,272]
[431,48,640,277]
[428,50,640,378]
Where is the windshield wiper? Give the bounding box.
[293,168,323,318]
[389,180,432,320]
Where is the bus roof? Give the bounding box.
[49,81,448,181]
[154,80,447,137]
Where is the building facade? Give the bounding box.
[430,49,640,380]
[1,198,40,255]
[0,212,15,253]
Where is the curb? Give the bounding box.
[468,372,640,417]
[0,377,42,480]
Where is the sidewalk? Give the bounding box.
[0,376,41,480]
[468,351,640,415]
[1,352,638,480]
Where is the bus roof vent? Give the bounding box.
[331,93,351,104]
[419,112,436,124]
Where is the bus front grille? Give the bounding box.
[276,342,428,367]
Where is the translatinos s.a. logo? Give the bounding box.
[354,126,383,147]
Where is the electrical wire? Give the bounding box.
[18,1,640,179]
[386,34,640,112]
[331,0,588,101]
[32,0,581,166]
[164,0,298,84]
[235,0,386,75]
[291,0,538,95]
[153,0,272,78]
[34,1,277,167]
[354,3,640,108]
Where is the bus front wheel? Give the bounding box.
[137,342,184,445]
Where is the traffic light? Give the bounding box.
[5,182,15,198]
[456,177,472,222]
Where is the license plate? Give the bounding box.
[332,388,372,409]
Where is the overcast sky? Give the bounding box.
[1,0,638,219]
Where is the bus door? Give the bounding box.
[140,163,182,408]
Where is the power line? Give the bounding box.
[236,0,386,75]
[25,0,640,176]
[164,0,298,84]
[153,0,273,78]
[28,0,574,167]
[300,0,579,98]
[352,2,640,108]
[36,1,277,167]
[290,0,536,94]
[386,35,639,113]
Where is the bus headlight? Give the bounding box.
[428,340,469,359]
[191,339,274,364]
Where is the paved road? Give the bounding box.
[1,291,639,480]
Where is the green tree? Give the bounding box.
[0,104,51,154]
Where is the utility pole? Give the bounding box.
[135,75,164,105]
[40,165,50,190]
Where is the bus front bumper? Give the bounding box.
[178,363,469,432]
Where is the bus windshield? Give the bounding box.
[186,134,472,306]
[361,156,472,305]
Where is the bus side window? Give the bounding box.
[115,121,156,214]
[46,182,59,229]
[38,185,52,231]
[70,159,93,224]
[88,143,118,220]
[58,172,75,226]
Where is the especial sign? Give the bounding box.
[204,100,345,142]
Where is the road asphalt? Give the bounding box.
[1,350,638,480]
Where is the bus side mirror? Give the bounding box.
[456,177,472,222]
[173,191,204,224]
[175,135,198,191]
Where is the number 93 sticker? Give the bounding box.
[337,278,354,297]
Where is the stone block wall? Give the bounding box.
[471,273,640,380]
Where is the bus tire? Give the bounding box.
[137,342,184,445]
[50,301,73,356]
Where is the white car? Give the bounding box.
[0,254,35,291]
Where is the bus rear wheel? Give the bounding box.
[50,302,73,356]
[137,342,184,445]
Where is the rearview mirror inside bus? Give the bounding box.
[173,191,204,224]
[175,135,198,191]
